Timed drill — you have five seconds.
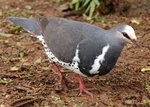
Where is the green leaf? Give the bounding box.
[71,0,79,4]
[19,51,25,58]
[89,1,96,17]
[146,84,150,91]
[94,17,106,22]
[75,2,80,11]
[83,0,90,7]
[52,95,66,107]
[8,25,23,34]
[94,0,100,6]
[70,0,101,18]
[85,3,90,13]
[70,0,80,10]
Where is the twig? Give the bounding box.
[10,96,37,107]
[0,73,18,78]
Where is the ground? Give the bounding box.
[0,0,150,107]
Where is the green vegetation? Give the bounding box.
[69,0,100,18]
[52,95,66,107]
[7,25,23,34]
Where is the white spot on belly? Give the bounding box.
[72,45,80,62]
[89,44,110,74]
[36,35,44,41]
[71,45,85,76]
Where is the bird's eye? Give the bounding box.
[122,32,130,39]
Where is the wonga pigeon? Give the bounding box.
[8,16,139,96]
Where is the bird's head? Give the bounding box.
[114,24,140,46]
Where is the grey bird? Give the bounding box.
[8,16,139,96]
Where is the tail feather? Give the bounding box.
[8,16,41,36]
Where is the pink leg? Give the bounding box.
[76,74,93,97]
[52,63,62,78]
[51,63,67,86]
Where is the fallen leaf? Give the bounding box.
[10,97,36,107]
[41,67,50,71]
[0,32,13,38]
[124,99,133,105]
[141,66,150,72]
[23,62,31,66]
[42,103,50,107]
[25,5,32,10]
[146,84,150,91]
[142,96,150,106]
[126,44,132,49]
[0,78,12,84]
[0,56,8,61]
[58,3,69,12]
[16,42,22,47]
[10,66,20,71]
[0,49,3,54]
[130,18,142,25]
[0,104,7,107]
[99,93,109,106]
[34,58,42,64]
[0,9,3,16]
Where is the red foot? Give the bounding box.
[76,74,93,97]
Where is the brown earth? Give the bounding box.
[0,0,150,107]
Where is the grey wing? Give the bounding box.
[8,16,41,36]
[36,16,106,63]
[39,17,86,63]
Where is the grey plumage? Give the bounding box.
[8,16,136,76]
[8,16,41,35]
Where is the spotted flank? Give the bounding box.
[89,44,110,74]
[37,35,110,76]
[37,36,85,76]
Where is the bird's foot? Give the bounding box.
[75,74,93,97]
[51,63,68,88]
[60,74,69,88]
[75,86,93,97]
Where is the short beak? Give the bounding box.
[131,39,140,47]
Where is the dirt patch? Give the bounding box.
[0,0,150,107]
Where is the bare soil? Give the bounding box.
[0,0,150,107]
